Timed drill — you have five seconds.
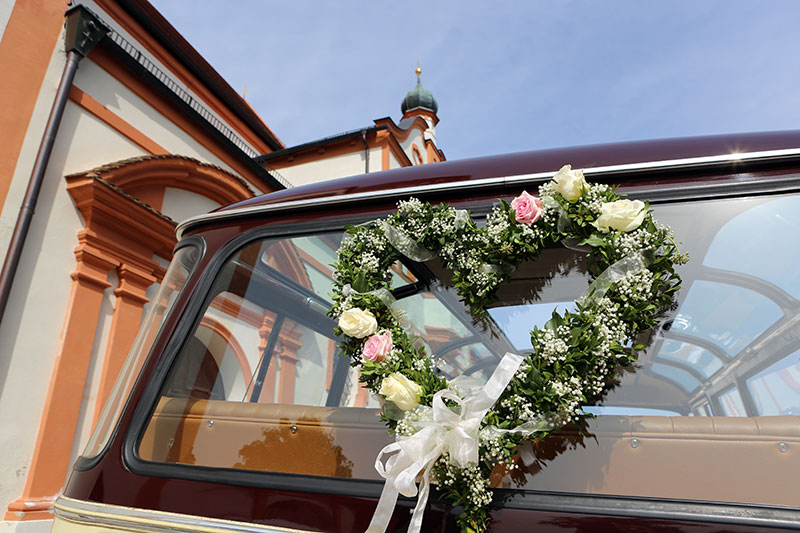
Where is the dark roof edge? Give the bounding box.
[98,37,286,191]
[117,0,283,151]
[255,125,388,163]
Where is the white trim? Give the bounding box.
[54,496,312,533]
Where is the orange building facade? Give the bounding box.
[0,1,287,531]
[0,3,446,532]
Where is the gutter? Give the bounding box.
[0,6,109,325]
[255,125,386,163]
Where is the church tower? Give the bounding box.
[401,65,439,144]
[256,64,445,185]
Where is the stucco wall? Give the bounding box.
[277,148,381,187]
[0,0,15,43]
[388,150,402,170]
[0,4,270,526]
[398,128,426,165]
[0,34,75,515]
[0,103,126,515]
[75,59,238,173]
[161,187,221,223]
[81,0,262,158]
[0,28,67,257]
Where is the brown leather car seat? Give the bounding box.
[140,399,799,506]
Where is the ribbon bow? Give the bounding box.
[366,353,525,533]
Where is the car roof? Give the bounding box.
[177,130,800,237]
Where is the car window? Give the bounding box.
[85,244,201,459]
[138,193,800,509]
[502,194,800,508]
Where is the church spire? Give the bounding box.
[401,63,438,116]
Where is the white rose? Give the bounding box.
[379,373,422,411]
[552,164,589,201]
[338,308,378,338]
[593,199,646,233]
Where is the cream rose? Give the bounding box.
[379,373,422,411]
[552,164,588,201]
[593,199,646,233]
[338,307,378,338]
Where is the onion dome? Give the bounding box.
[401,65,439,115]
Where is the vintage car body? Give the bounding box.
[55,131,800,532]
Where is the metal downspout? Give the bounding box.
[0,6,108,325]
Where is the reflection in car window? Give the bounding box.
[657,340,723,378]
[488,302,575,351]
[747,348,800,415]
[86,244,200,459]
[650,362,702,392]
[506,194,800,508]
[704,196,800,299]
[719,386,748,416]
[671,281,782,355]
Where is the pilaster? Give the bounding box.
[6,245,114,521]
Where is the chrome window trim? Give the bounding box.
[54,496,313,533]
[176,147,800,238]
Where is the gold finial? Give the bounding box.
[416,61,421,77]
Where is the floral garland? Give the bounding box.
[329,166,686,533]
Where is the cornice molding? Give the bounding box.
[66,174,177,259]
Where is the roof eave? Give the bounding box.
[117,0,284,151]
[255,126,387,163]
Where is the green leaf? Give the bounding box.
[579,233,606,247]
[352,272,369,293]
[543,312,563,331]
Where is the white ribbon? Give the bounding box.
[366,353,526,533]
[580,253,648,305]
[453,209,470,227]
[540,196,593,252]
[378,209,471,263]
[379,220,437,262]
[342,284,411,329]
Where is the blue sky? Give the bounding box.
[149,1,800,161]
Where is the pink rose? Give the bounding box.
[362,330,393,362]
[511,191,543,225]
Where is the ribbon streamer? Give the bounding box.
[342,284,411,329]
[541,195,652,304]
[453,209,470,228]
[479,263,504,275]
[380,212,507,282]
[366,352,552,533]
[379,209,471,263]
[378,220,437,262]
[580,253,648,305]
[545,197,593,252]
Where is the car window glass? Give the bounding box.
[139,193,800,509]
[704,195,800,299]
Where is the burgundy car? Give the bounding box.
[54,132,800,532]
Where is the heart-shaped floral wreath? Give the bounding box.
[329,166,687,533]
